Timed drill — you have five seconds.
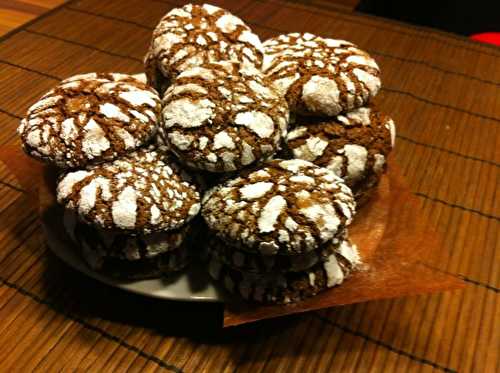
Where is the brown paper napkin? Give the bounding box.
[0,146,464,327]
[223,162,464,326]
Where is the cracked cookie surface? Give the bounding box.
[57,147,201,234]
[263,32,380,116]
[18,73,161,169]
[145,3,264,93]
[202,159,355,255]
[160,61,289,172]
[286,105,395,201]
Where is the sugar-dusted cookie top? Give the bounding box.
[202,159,355,255]
[145,3,264,93]
[57,147,201,234]
[286,105,395,190]
[18,73,161,169]
[263,33,381,116]
[160,61,289,172]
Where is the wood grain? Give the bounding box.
[0,0,498,372]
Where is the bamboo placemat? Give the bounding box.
[0,0,66,36]
[0,0,498,372]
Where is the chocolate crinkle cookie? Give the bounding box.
[263,32,381,116]
[63,210,191,279]
[285,105,395,204]
[145,3,264,94]
[208,237,361,304]
[160,61,289,172]
[18,73,161,169]
[202,159,356,255]
[56,147,201,234]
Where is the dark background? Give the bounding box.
[357,0,500,35]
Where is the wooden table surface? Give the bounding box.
[0,0,498,372]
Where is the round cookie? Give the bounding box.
[160,61,289,172]
[18,73,161,169]
[263,32,381,116]
[145,3,264,94]
[207,232,346,273]
[208,238,361,304]
[286,105,395,203]
[202,159,356,255]
[57,147,201,234]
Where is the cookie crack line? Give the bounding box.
[312,313,458,373]
[0,275,184,373]
[65,4,500,87]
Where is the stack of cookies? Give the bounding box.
[263,33,396,205]
[201,159,361,304]
[18,73,201,279]
[18,3,398,304]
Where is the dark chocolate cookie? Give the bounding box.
[18,73,161,169]
[160,61,289,172]
[202,159,355,255]
[57,147,201,234]
[263,33,380,116]
[145,3,264,94]
[286,105,395,202]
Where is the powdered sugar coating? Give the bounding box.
[202,159,355,255]
[160,62,289,172]
[207,236,360,303]
[18,73,161,169]
[57,147,201,234]
[145,3,264,93]
[263,33,381,116]
[286,105,394,201]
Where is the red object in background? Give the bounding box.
[470,32,500,46]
